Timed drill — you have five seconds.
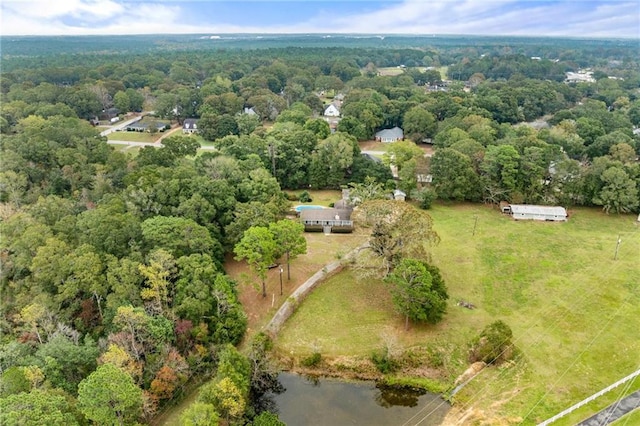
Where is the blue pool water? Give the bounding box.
[294,205,327,212]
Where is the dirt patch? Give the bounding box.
[359,140,385,151]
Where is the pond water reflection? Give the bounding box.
[271,373,449,426]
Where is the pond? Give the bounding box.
[271,373,450,426]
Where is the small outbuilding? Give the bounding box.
[506,204,567,222]
[393,189,406,201]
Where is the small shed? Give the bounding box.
[300,208,353,233]
[393,189,406,201]
[508,204,567,222]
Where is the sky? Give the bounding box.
[1,0,639,38]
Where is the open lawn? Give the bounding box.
[273,203,640,424]
[377,66,406,76]
[107,131,161,143]
[283,189,343,207]
[225,213,367,335]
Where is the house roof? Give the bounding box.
[183,118,198,128]
[510,204,567,217]
[300,208,352,221]
[333,199,353,210]
[243,107,257,115]
[393,189,406,197]
[323,104,340,115]
[375,126,404,140]
[127,120,170,131]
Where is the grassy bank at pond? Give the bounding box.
[274,203,640,424]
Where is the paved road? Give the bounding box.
[576,390,640,425]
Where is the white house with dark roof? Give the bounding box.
[183,118,198,134]
[375,126,404,143]
[323,104,340,117]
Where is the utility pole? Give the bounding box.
[614,235,622,260]
[279,266,284,296]
[472,215,479,236]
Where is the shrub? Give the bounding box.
[301,352,322,367]
[298,191,312,202]
[370,348,399,374]
[469,320,516,365]
[285,192,299,201]
[412,187,437,210]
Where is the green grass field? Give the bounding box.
[274,203,640,424]
[107,131,160,142]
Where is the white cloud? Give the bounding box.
[0,0,185,35]
[1,0,638,38]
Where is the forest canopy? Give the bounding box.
[1,34,638,424]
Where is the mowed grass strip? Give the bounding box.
[276,269,399,357]
[275,203,640,424]
[106,131,161,142]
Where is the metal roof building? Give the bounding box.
[509,204,567,222]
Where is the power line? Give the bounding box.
[519,301,632,424]
[445,224,640,424]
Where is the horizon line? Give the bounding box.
[1,32,638,40]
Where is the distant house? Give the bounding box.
[565,71,595,83]
[126,120,170,132]
[323,104,340,117]
[183,118,198,134]
[243,107,258,116]
[99,107,119,121]
[300,208,353,233]
[393,189,406,201]
[502,204,568,222]
[375,126,404,143]
[416,173,432,183]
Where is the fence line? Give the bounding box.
[537,368,640,426]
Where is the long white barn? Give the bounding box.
[507,204,568,222]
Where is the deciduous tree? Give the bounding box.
[353,200,439,275]
[269,220,307,280]
[234,227,277,298]
[77,363,143,426]
[385,258,448,329]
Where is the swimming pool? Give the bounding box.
[294,205,327,213]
